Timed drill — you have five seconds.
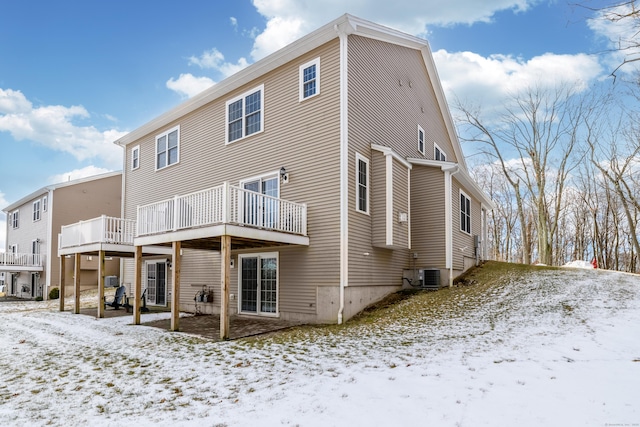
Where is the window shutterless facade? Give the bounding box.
[132,145,140,170]
[460,191,471,234]
[299,58,320,101]
[33,200,41,222]
[435,143,446,162]
[156,126,179,170]
[11,210,19,228]
[226,85,264,144]
[355,153,370,214]
[418,125,425,155]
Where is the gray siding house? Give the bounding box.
[2,172,122,299]
[58,14,493,338]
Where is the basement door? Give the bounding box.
[239,253,278,316]
[145,260,167,306]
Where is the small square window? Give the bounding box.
[299,58,320,101]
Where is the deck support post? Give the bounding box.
[73,253,81,314]
[133,245,142,325]
[220,235,231,340]
[97,250,105,318]
[170,241,181,331]
[59,255,66,312]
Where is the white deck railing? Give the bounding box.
[0,252,43,268]
[59,215,136,249]
[137,182,307,237]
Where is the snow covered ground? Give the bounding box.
[0,265,639,427]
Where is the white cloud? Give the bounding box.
[433,50,603,116]
[188,48,250,77]
[249,0,540,60]
[48,166,113,186]
[166,74,216,99]
[0,88,126,168]
[587,2,640,76]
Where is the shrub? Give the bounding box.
[49,287,60,300]
[35,296,43,302]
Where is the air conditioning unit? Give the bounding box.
[105,276,119,288]
[418,269,440,290]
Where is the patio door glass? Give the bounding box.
[146,261,167,306]
[242,176,278,228]
[240,253,277,315]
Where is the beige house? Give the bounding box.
[1,172,122,299]
[58,14,493,337]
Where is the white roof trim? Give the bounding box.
[2,171,122,213]
[371,144,413,169]
[114,14,441,147]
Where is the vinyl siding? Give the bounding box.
[122,39,342,317]
[410,166,446,268]
[392,158,410,248]
[371,151,386,247]
[452,177,481,270]
[347,34,460,286]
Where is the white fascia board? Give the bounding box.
[371,144,413,169]
[114,13,433,148]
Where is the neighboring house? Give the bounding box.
[1,172,122,299]
[58,14,493,337]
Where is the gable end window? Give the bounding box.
[156,126,180,170]
[460,191,471,234]
[42,196,47,213]
[355,153,370,214]
[418,125,425,155]
[33,200,41,222]
[11,210,19,229]
[435,143,446,162]
[299,58,320,101]
[226,85,264,144]
[132,145,140,170]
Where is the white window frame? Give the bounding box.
[418,125,425,155]
[299,57,320,101]
[144,259,168,306]
[11,210,19,229]
[355,153,370,215]
[33,200,41,222]
[132,145,140,170]
[460,190,472,235]
[225,84,264,144]
[42,196,47,213]
[155,126,180,171]
[435,142,447,162]
[238,252,279,317]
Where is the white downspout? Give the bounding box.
[443,164,459,287]
[336,23,350,325]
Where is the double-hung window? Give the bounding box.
[355,153,369,214]
[435,143,446,162]
[418,125,425,155]
[42,196,47,213]
[299,58,320,101]
[33,200,41,222]
[132,145,140,170]
[226,85,264,144]
[156,126,179,170]
[460,191,471,234]
[11,210,19,229]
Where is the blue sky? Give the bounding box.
[0,0,634,249]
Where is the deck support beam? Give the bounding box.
[220,235,231,340]
[97,250,105,318]
[133,245,142,325]
[170,241,181,331]
[73,253,81,314]
[59,255,66,312]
